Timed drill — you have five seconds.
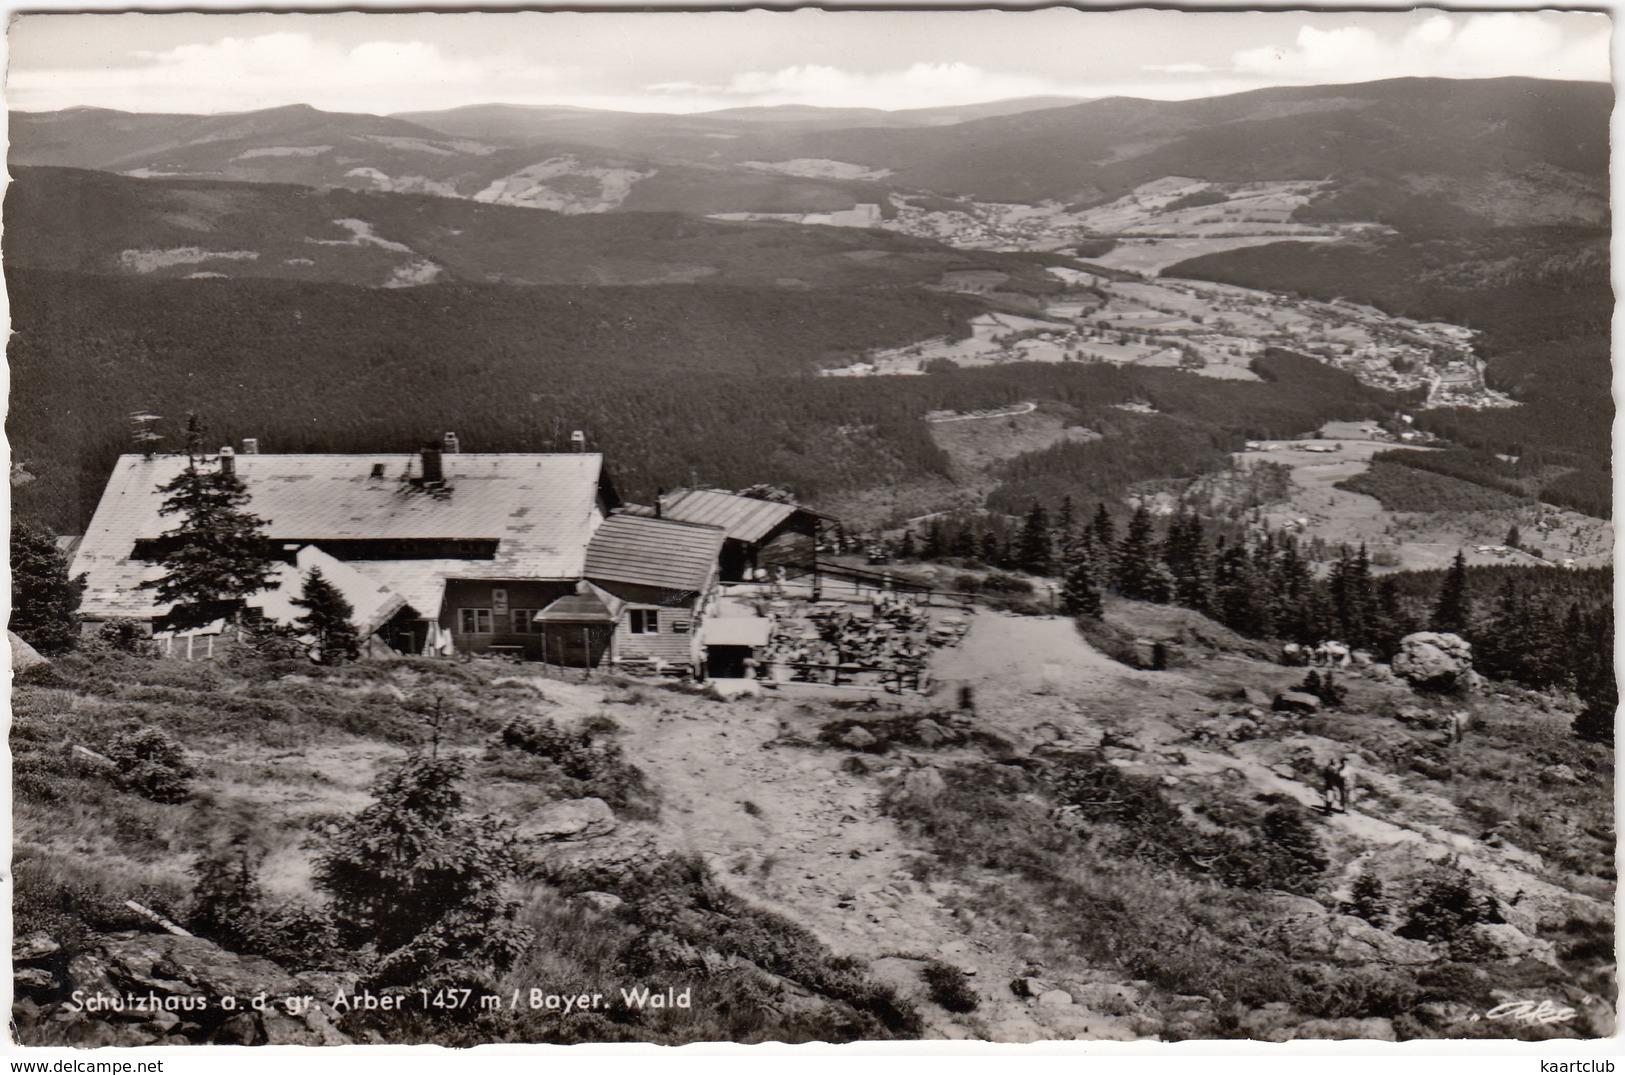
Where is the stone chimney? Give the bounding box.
[570,430,587,453]
[219,446,236,479]
[444,431,460,454]
[241,437,260,455]
[421,443,444,485]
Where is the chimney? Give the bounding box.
[655,487,665,520]
[443,431,460,454]
[241,437,260,455]
[570,430,587,453]
[219,446,236,479]
[421,443,444,485]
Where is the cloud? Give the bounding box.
[1232,13,1609,85]
[9,31,576,114]
[1143,63,1216,75]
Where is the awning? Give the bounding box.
[536,585,624,624]
[701,617,773,648]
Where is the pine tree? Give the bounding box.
[1055,496,1078,559]
[1504,523,1521,549]
[1432,550,1472,636]
[144,454,277,628]
[292,566,361,665]
[10,518,86,654]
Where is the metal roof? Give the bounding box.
[73,452,604,620]
[659,489,800,544]
[584,514,725,593]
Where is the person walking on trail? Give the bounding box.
[1322,756,1350,813]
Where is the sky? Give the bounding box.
[4,7,1613,116]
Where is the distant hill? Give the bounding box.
[5,166,1067,292]
[710,77,1610,227]
[8,105,898,218]
[15,80,1605,234]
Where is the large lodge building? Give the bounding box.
[71,436,822,674]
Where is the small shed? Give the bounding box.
[700,616,774,679]
[534,584,625,667]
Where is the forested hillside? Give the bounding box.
[9,273,1408,534]
[5,167,1064,291]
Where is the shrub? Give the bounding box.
[103,722,194,802]
[314,750,530,986]
[188,839,263,950]
[920,960,979,1013]
[1397,867,1501,947]
[96,618,155,655]
[1342,866,1389,926]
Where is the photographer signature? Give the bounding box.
[1470,999,1582,1026]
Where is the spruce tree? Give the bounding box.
[1016,502,1052,575]
[1060,544,1103,618]
[293,566,361,665]
[144,454,277,628]
[1432,550,1472,636]
[1115,504,1161,601]
[10,518,86,654]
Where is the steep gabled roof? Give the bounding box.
[248,545,408,637]
[73,452,604,619]
[657,489,803,544]
[584,514,725,594]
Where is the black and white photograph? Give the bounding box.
[3,5,1617,1055]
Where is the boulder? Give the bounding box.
[1391,632,1475,692]
[1273,691,1321,714]
[841,725,878,749]
[95,931,301,1000]
[14,933,62,963]
[913,719,948,747]
[570,890,626,913]
[518,797,617,841]
[1539,763,1581,786]
[892,767,947,806]
[14,967,56,996]
[9,630,47,671]
[1240,686,1273,708]
[1037,989,1074,1008]
[1268,1017,1397,1042]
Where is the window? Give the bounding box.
[629,609,660,634]
[458,608,493,634]
[510,609,537,634]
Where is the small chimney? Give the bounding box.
[219,446,236,479]
[241,437,260,455]
[655,487,665,520]
[421,443,444,485]
[570,430,586,453]
[370,462,386,480]
[443,431,460,454]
